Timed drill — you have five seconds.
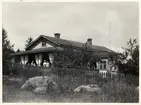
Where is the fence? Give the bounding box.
[99,70,118,78]
[12,63,118,79]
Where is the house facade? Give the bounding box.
[12,33,118,72]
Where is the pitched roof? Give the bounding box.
[26,35,116,54]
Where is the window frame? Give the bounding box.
[100,59,107,70]
[42,41,47,47]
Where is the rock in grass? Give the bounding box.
[21,76,58,91]
[34,87,47,94]
[74,84,101,93]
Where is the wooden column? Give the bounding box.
[25,55,28,64]
[20,56,25,65]
[39,54,43,66]
[35,54,39,65]
[48,53,54,67]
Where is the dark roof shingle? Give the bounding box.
[42,35,116,53]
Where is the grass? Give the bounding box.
[3,68,139,103]
[2,76,101,103]
[3,66,139,103]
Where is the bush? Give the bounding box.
[12,64,51,79]
[53,45,101,70]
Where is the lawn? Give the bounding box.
[3,74,139,103]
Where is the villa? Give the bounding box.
[12,33,118,72]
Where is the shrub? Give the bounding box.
[53,45,101,70]
[12,64,51,79]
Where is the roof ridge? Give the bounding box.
[42,35,85,44]
[26,34,116,53]
[42,35,110,49]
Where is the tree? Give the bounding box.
[53,45,101,70]
[131,45,139,75]
[16,49,21,52]
[118,38,139,76]
[121,39,138,61]
[25,36,33,49]
[2,28,15,75]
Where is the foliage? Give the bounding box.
[16,49,21,52]
[25,36,33,49]
[53,45,101,69]
[117,38,139,76]
[12,63,51,78]
[2,28,15,75]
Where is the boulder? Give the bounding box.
[74,84,101,93]
[33,87,47,94]
[21,76,58,91]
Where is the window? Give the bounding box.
[100,61,107,69]
[104,64,106,69]
[42,41,46,47]
[100,65,102,69]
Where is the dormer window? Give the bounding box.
[42,41,46,47]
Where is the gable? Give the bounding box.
[32,41,53,50]
[26,36,59,50]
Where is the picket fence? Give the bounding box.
[99,70,118,78]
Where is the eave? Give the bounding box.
[12,47,63,56]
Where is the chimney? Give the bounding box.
[87,38,92,46]
[54,33,60,39]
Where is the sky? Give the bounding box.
[2,2,139,52]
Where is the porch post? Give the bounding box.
[96,62,99,69]
[21,56,25,65]
[48,53,54,67]
[25,55,28,64]
[39,54,43,66]
[35,54,39,65]
[106,59,108,70]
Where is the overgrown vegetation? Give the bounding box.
[117,39,139,76]
[53,45,101,70]
[3,72,139,102]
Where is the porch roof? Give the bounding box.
[11,47,63,56]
